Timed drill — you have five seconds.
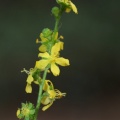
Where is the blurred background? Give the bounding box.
[0,0,120,120]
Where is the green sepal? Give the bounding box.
[42,92,49,98]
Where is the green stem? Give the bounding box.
[52,8,63,40]
[33,67,49,120]
[54,17,60,33]
[33,6,63,120]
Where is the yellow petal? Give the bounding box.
[51,43,61,56]
[43,80,49,91]
[38,52,50,58]
[43,80,54,91]
[25,83,32,93]
[48,90,56,99]
[35,60,49,70]
[16,109,20,117]
[51,63,60,76]
[65,8,71,13]
[59,41,64,50]
[26,75,33,84]
[40,33,48,42]
[42,101,54,111]
[39,45,47,52]
[51,43,60,56]
[55,57,70,66]
[69,1,78,14]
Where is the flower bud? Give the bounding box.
[51,6,60,17]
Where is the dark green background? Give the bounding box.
[0,0,120,119]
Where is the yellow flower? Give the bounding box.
[57,0,78,14]
[35,42,70,76]
[25,75,34,93]
[41,80,66,111]
[25,69,39,93]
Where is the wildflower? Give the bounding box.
[57,0,78,14]
[41,80,66,111]
[35,42,70,76]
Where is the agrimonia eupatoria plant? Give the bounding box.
[16,0,78,120]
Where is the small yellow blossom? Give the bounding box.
[41,80,66,111]
[57,0,78,14]
[24,69,39,93]
[25,74,34,93]
[35,42,70,76]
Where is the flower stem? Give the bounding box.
[53,8,63,40]
[33,67,49,120]
[33,7,63,120]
